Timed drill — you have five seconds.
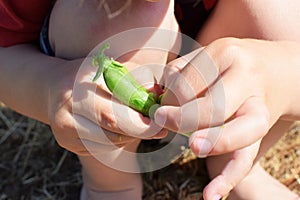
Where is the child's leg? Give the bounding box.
[228,163,299,200]
[79,140,142,200]
[206,120,299,200]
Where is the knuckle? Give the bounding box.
[210,37,241,56]
[97,111,119,131]
[222,39,243,61]
[170,77,195,104]
[205,37,244,73]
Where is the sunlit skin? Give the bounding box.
[1,0,300,200]
[47,0,300,199]
[155,0,300,199]
[48,1,180,199]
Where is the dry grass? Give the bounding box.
[260,122,300,195]
[0,106,82,200]
[0,105,299,199]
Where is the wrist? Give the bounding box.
[46,59,82,124]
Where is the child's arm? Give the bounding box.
[0,45,98,154]
[0,44,72,124]
[3,43,164,153]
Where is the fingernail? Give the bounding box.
[212,194,222,200]
[154,107,166,127]
[189,136,213,158]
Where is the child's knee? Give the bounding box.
[48,0,100,59]
[49,0,179,60]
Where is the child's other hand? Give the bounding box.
[47,58,166,156]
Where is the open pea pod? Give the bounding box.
[92,44,159,117]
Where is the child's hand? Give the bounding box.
[154,37,300,198]
[47,58,166,156]
[156,37,300,155]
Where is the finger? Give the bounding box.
[52,121,132,157]
[111,98,168,138]
[164,47,205,85]
[155,95,224,134]
[73,81,165,139]
[161,48,205,106]
[72,114,165,158]
[189,97,269,157]
[73,114,136,145]
[73,88,122,134]
[162,38,242,107]
[154,100,202,133]
[72,71,122,133]
[76,104,167,137]
[156,60,257,133]
[203,141,260,200]
[203,60,254,125]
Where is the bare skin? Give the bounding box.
[155,0,300,199]
[48,0,179,199]
[2,0,299,200]
[50,0,300,199]
[197,1,300,199]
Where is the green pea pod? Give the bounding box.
[92,44,158,117]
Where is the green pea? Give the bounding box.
[92,44,159,117]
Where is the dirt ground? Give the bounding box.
[0,105,299,200]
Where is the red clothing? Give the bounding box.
[203,0,217,10]
[0,0,52,47]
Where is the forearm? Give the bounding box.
[0,44,71,124]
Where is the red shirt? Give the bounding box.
[0,0,53,47]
